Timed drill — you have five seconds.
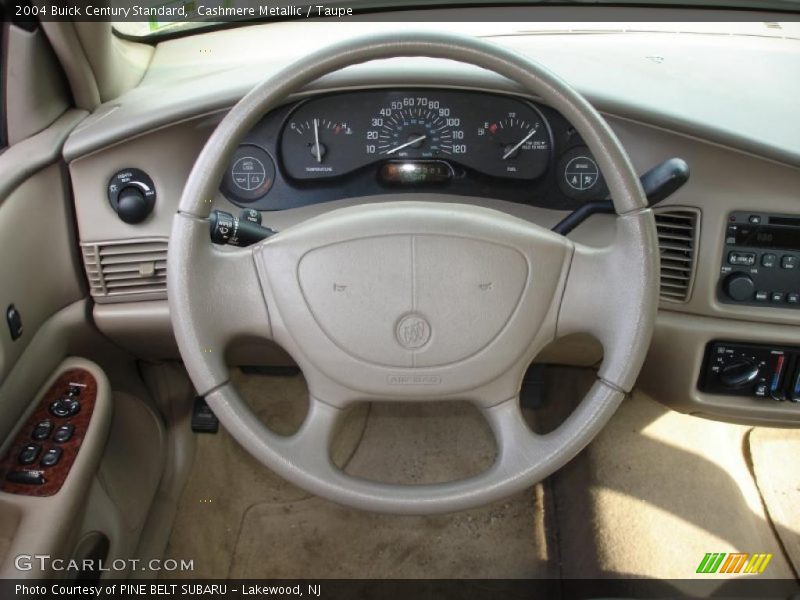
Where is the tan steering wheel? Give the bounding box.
[167,31,658,515]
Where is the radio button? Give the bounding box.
[781,256,798,269]
[728,252,755,266]
[771,292,785,303]
[749,215,762,224]
[762,253,777,268]
[788,293,800,304]
[755,291,769,302]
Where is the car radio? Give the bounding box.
[718,211,800,308]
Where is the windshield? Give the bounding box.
[113,0,800,39]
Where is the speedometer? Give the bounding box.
[367,96,466,160]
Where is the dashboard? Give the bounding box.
[220,89,607,211]
[63,23,800,427]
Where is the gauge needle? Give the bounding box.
[313,118,322,163]
[385,135,427,155]
[502,125,539,160]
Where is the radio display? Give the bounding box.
[735,225,800,251]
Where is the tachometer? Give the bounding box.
[366,97,466,160]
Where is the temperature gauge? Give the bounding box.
[281,116,356,179]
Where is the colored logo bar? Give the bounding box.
[696,552,773,574]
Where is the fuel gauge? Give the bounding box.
[476,110,551,179]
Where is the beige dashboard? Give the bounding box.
[64,24,800,426]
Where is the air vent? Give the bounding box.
[82,239,168,303]
[654,208,700,303]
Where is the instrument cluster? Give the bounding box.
[220,89,608,211]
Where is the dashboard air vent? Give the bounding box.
[654,208,700,303]
[82,239,168,303]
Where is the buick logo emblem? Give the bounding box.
[396,314,431,350]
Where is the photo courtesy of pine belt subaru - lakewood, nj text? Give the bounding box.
[0,1,799,598]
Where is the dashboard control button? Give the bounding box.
[31,421,53,441]
[67,385,82,397]
[107,168,156,224]
[564,156,599,191]
[723,273,755,302]
[5,470,45,485]
[240,209,262,225]
[788,293,800,304]
[556,145,607,201]
[116,187,151,224]
[761,253,777,268]
[755,290,769,302]
[221,146,275,204]
[53,424,74,444]
[781,255,798,269]
[18,444,41,465]
[749,215,762,224]
[772,292,785,303]
[40,448,62,468]
[719,358,760,388]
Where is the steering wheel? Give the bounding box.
[168,32,658,515]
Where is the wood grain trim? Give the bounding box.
[0,368,97,496]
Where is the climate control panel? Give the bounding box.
[700,341,800,402]
[718,212,800,309]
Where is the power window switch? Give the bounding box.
[32,420,53,441]
[53,424,74,443]
[40,447,62,468]
[18,444,41,465]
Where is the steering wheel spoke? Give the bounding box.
[557,210,659,393]
[169,212,271,395]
